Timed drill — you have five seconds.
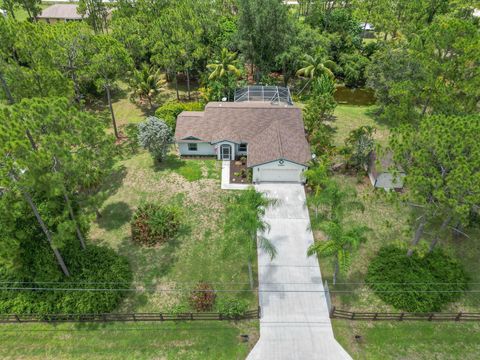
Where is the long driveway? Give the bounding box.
[247,184,352,360]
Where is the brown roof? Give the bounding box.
[175,102,311,167]
[38,4,83,20]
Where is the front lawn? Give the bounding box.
[89,150,254,313]
[0,321,257,360]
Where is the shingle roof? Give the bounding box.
[175,102,311,167]
[38,4,83,20]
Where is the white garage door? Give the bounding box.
[258,169,302,183]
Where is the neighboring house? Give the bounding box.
[37,4,83,23]
[175,88,311,183]
[367,151,405,191]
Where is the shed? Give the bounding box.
[367,151,405,191]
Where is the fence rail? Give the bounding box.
[0,308,260,324]
[330,306,480,321]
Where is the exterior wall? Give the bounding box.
[252,160,307,183]
[235,143,248,158]
[178,142,216,156]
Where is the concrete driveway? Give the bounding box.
[247,184,352,360]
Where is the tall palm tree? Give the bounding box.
[296,54,336,79]
[207,48,241,81]
[307,220,369,284]
[225,188,277,289]
[130,64,164,108]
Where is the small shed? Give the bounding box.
[367,151,405,191]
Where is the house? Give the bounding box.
[174,87,311,183]
[37,4,84,23]
[367,151,405,191]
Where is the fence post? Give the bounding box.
[159,313,164,322]
[324,280,333,315]
[132,313,136,322]
[330,306,336,318]
[428,313,434,321]
[455,312,462,321]
[373,313,378,321]
[258,306,261,319]
[399,313,404,321]
[190,313,194,320]
[219,313,223,320]
[351,312,355,320]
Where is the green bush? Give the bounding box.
[155,101,204,129]
[216,297,249,318]
[366,246,468,312]
[131,203,183,246]
[0,244,132,315]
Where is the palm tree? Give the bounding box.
[296,54,336,79]
[207,48,241,81]
[225,188,277,289]
[307,220,369,284]
[130,64,164,109]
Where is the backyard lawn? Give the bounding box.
[318,105,480,359]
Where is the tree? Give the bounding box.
[237,0,293,82]
[308,220,369,284]
[367,16,480,125]
[207,48,241,81]
[390,114,480,255]
[89,35,133,139]
[342,126,376,172]
[78,0,109,33]
[296,54,336,80]
[224,188,277,289]
[206,48,241,99]
[138,116,173,162]
[130,64,164,108]
[302,75,336,134]
[339,52,370,88]
[15,0,41,21]
[0,97,115,276]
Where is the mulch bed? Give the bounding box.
[230,160,251,184]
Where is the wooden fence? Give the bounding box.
[330,307,480,321]
[0,308,261,324]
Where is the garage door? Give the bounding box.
[258,169,303,183]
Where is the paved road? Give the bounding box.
[247,184,352,360]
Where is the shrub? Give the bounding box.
[0,244,132,315]
[216,297,249,318]
[155,101,204,130]
[366,245,468,312]
[189,282,216,311]
[131,203,183,246]
[138,116,173,162]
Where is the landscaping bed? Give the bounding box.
[230,158,252,184]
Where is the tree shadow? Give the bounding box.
[102,165,128,199]
[153,154,186,172]
[97,201,132,230]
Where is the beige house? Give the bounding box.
[37,4,83,23]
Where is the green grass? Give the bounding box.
[89,151,253,313]
[333,320,480,360]
[313,104,480,359]
[0,321,257,360]
[329,105,390,148]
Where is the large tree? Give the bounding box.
[367,15,480,125]
[390,114,480,255]
[89,35,133,138]
[237,0,293,82]
[0,98,115,274]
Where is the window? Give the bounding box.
[239,143,247,152]
[188,143,198,151]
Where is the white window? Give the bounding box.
[188,143,198,151]
[239,143,247,152]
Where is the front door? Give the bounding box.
[221,145,231,160]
